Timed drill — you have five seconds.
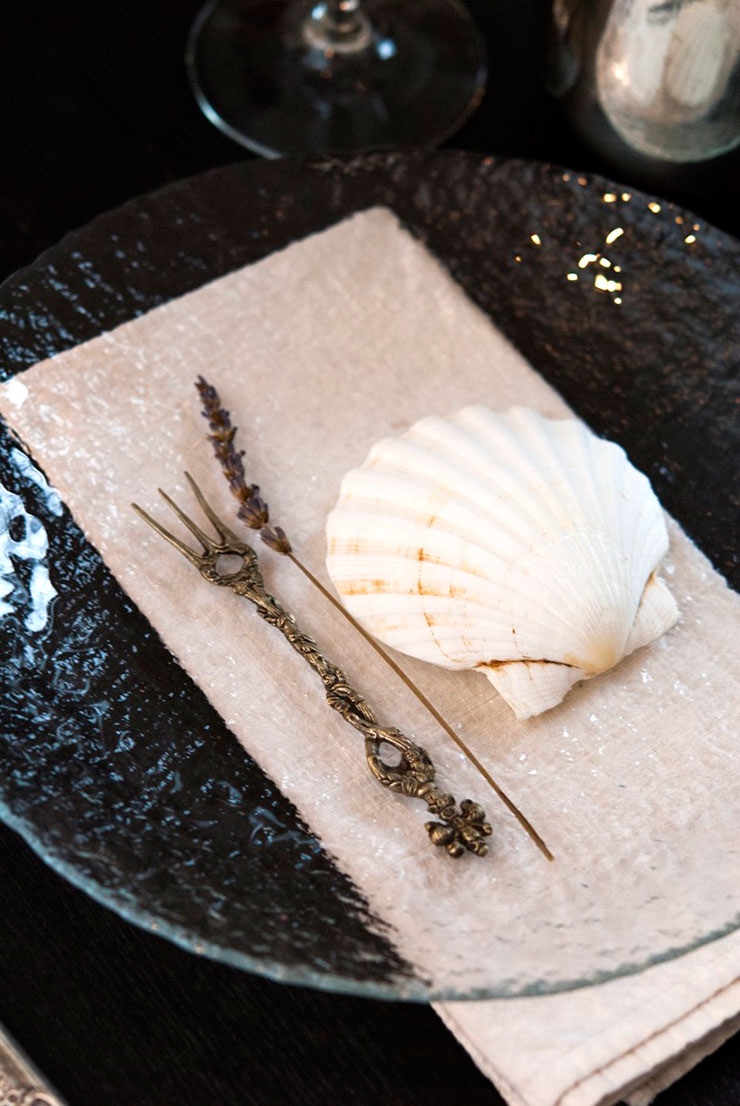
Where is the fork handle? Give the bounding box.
[231,577,492,858]
[0,1023,66,1105]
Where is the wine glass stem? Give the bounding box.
[304,0,373,52]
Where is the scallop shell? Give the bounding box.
[325,407,678,720]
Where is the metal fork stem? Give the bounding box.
[0,1023,66,1104]
[132,476,492,859]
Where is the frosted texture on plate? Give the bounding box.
[0,154,737,999]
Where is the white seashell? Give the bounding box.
[325,407,678,720]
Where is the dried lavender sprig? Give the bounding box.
[193,376,554,861]
[196,375,289,551]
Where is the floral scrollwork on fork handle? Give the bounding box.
[0,1024,66,1106]
[132,474,492,859]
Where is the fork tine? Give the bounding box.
[157,487,216,552]
[131,502,204,567]
[184,472,242,546]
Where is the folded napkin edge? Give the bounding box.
[435,968,740,1106]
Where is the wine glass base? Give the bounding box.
[186,0,487,157]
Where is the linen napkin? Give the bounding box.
[1,208,738,1106]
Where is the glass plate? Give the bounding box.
[0,152,737,1001]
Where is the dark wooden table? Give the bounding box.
[1,2,738,1104]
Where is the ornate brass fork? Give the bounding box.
[132,474,492,858]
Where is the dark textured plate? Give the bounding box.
[0,152,737,1001]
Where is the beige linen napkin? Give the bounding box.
[438,934,740,1106]
[1,208,738,1106]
